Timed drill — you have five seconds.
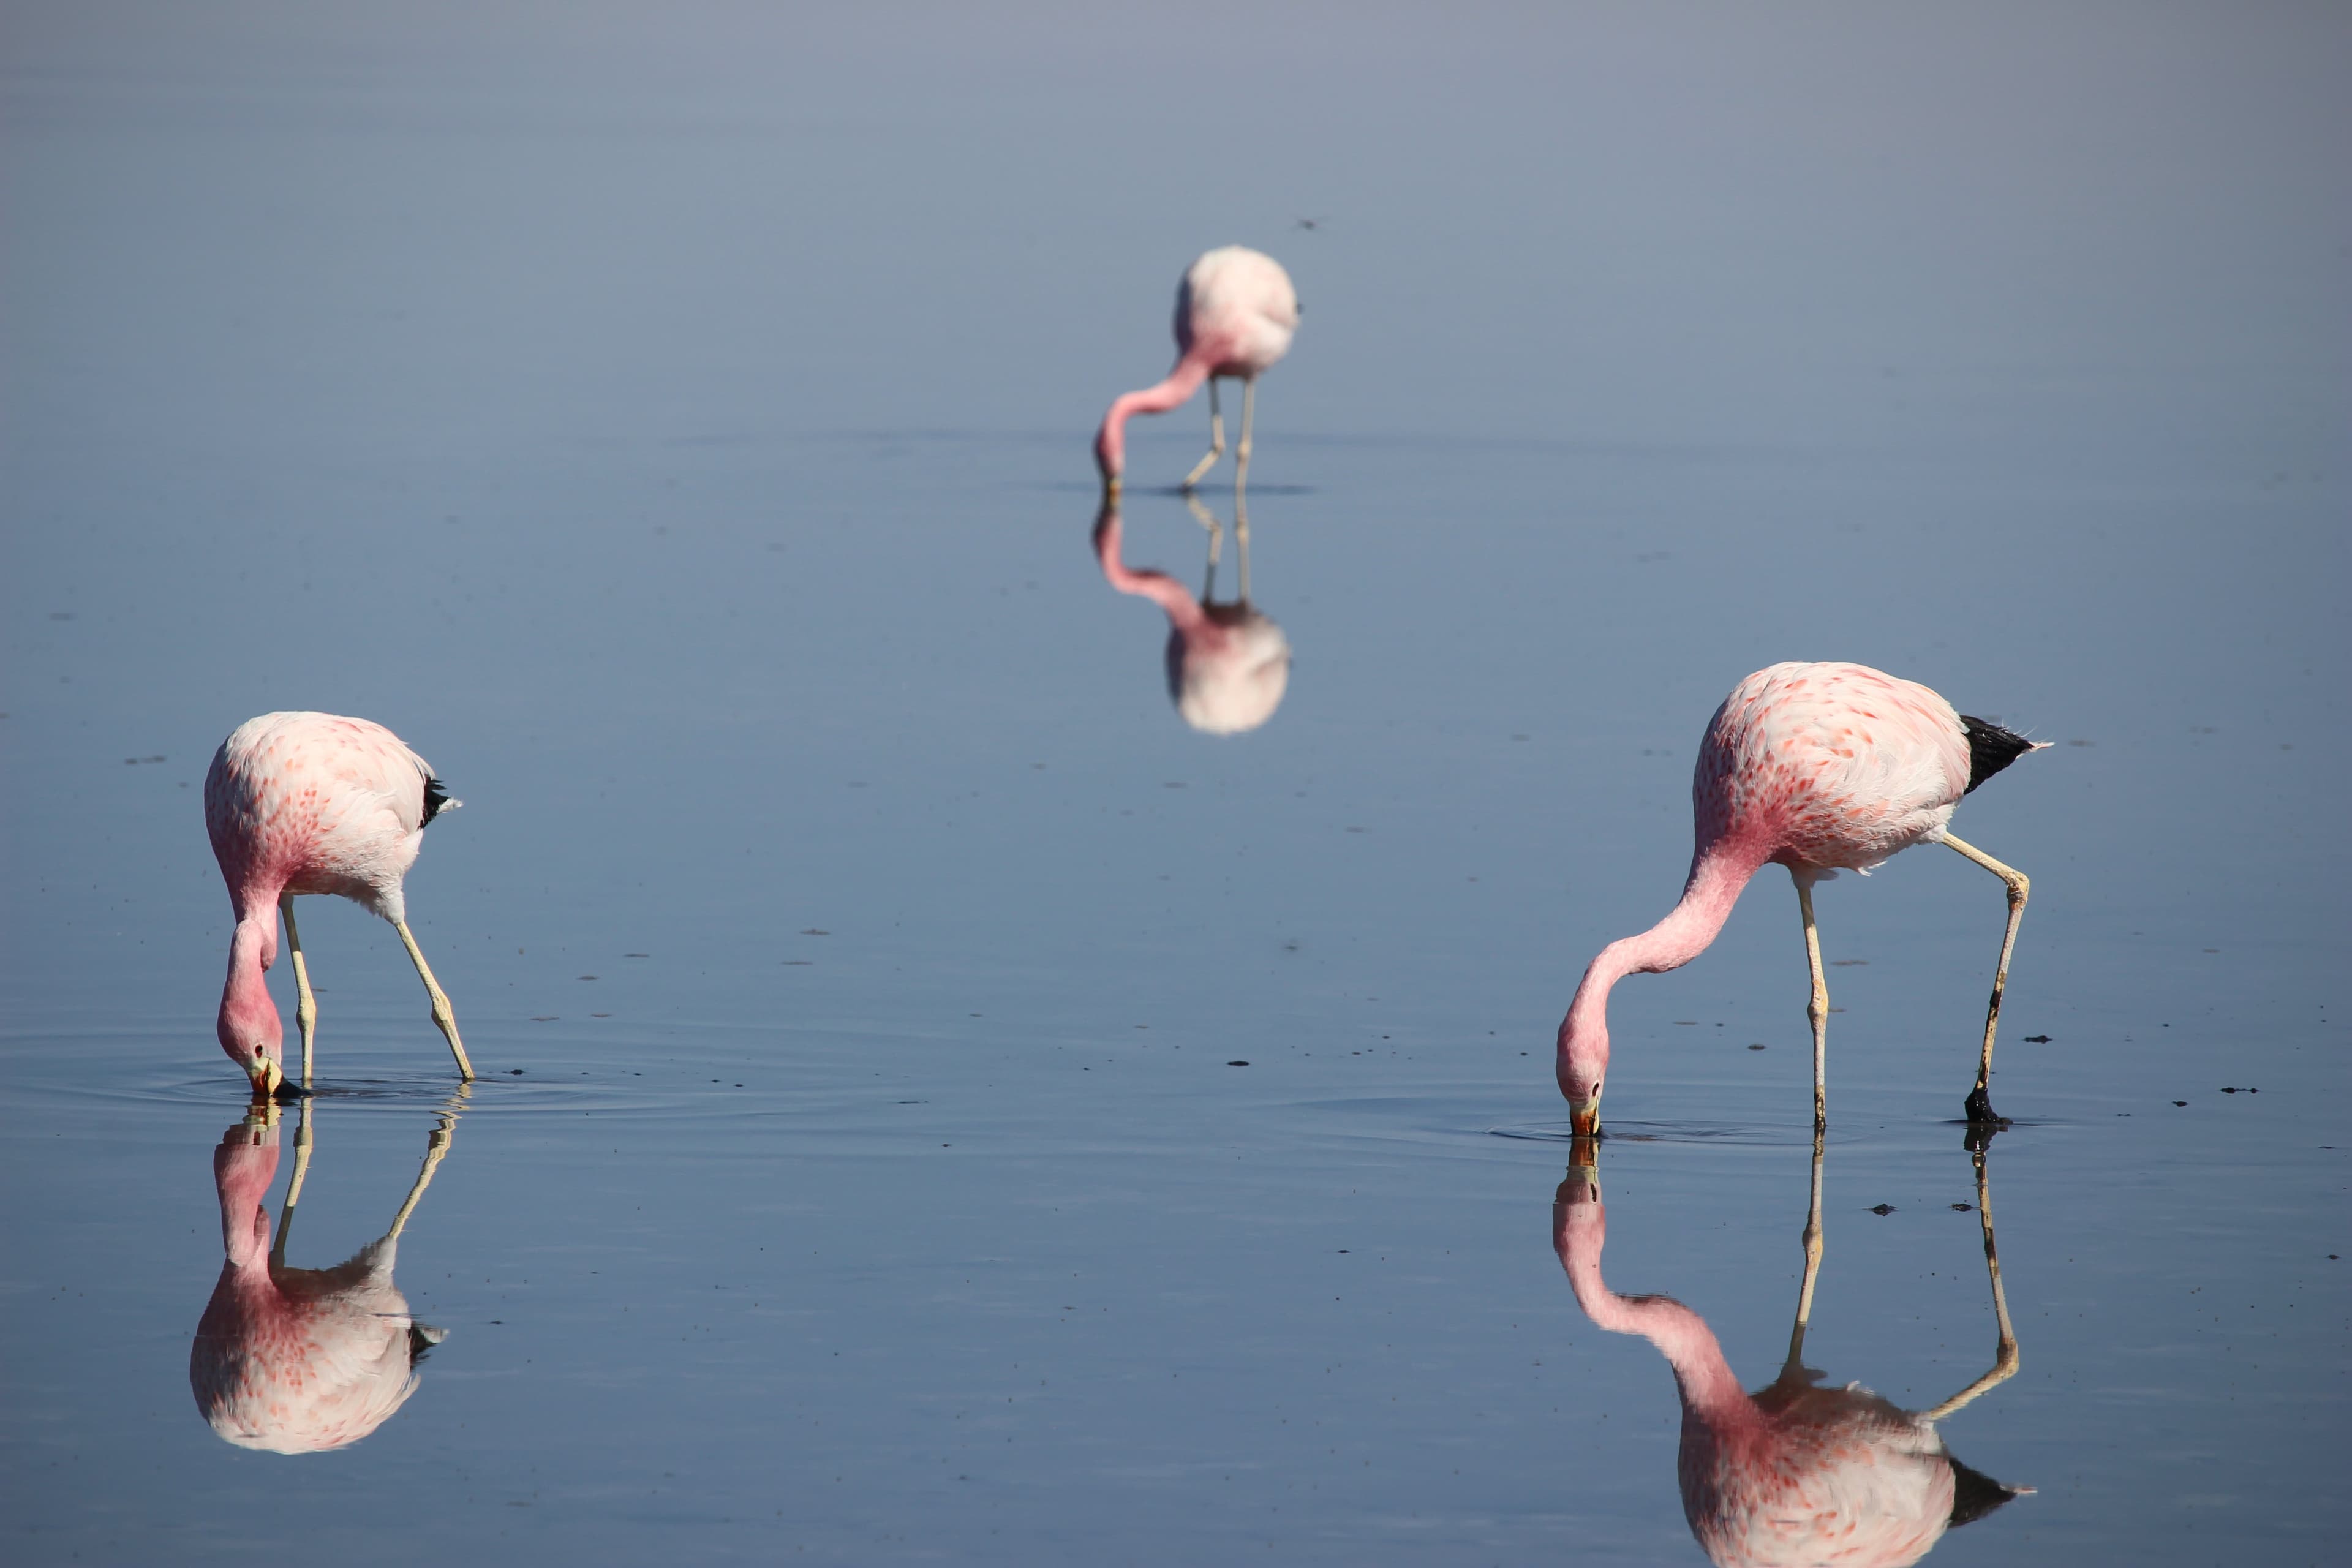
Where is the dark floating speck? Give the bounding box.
[2221,1086,2239,1093]
[2023,1034,2051,1043]
[800,928,831,936]
[1951,1203,1974,1211]
[2173,1100,2188,1107]
[1869,1204,1896,1215]
[1227,1060,1250,1067]
[1747,1043,1768,1051]
[508,1069,524,1075]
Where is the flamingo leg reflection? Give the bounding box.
[1783,1126,1827,1374]
[1923,1144,2022,1420]
[271,1096,315,1265]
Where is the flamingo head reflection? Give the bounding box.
[189,1106,451,1453]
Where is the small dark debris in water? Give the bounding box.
[2203,948,2220,954]
[800,929,830,936]
[2067,738,2095,747]
[1869,1204,1896,1215]
[2024,1034,2051,1043]
[1748,1043,1767,1050]
[508,1069,525,1075]
[2173,1100,2188,1107]
[1672,1020,1698,1026]
[1951,1203,1974,1211]
[736,1084,744,1088]
[124,754,165,764]
[489,1319,503,1325]
[625,953,649,958]
[783,960,813,966]
[578,974,597,981]
[1227,1060,1250,1067]
[592,1012,610,1018]
[532,1016,557,1022]
[1337,1250,1348,1253]
[1830,959,1868,967]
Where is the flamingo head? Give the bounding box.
[1557,1009,1607,1137]
[218,919,285,1097]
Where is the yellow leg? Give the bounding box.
[394,919,474,1080]
[1182,380,1226,489]
[1796,876,1830,1128]
[1185,492,1226,575]
[1943,832,2030,1123]
[1232,377,1257,499]
[1232,489,1253,603]
[1784,1125,1826,1374]
[386,1110,457,1241]
[279,892,318,1088]
[271,1096,315,1265]
[1923,1143,2021,1419]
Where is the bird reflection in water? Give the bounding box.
[189,1093,461,1452]
[1553,1134,2030,1566]
[1093,496,1291,734]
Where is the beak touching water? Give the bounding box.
[247,1054,284,1099]
[1568,1093,1602,1139]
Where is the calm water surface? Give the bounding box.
[4,6,2346,1564]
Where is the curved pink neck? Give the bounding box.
[1557,843,1768,1101]
[218,916,283,1064]
[1555,1198,1754,1426]
[1092,505,1222,644]
[214,1131,282,1273]
[1094,352,1212,480]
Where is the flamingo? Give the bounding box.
[1557,662,2045,1136]
[189,1098,457,1453]
[1094,246,1299,499]
[1093,497,1291,734]
[205,712,473,1095]
[1552,1135,2030,1566]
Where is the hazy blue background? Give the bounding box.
[4,4,2345,1564]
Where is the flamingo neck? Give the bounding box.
[1094,353,1212,481]
[1556,1200,1755,1426]
[1092,506,1220,643]
[213,1131,282,1272]
[218,916,284,1069]
[1557,844,1766,1102]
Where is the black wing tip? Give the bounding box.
[1946,1453,2030,1527]
[1958,715,2038,796]
[421,776,454,825]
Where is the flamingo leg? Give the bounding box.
[393,920,475,1080]
[279,892,318,1087]
[1921,1143,2021,1420]
[1783,1126,1827,1376]
[1232,377,1258,499]
[1184,492,1226,577]
[386,1110,456,1241]
[1796,876,1830,1128]
[1942,832,2030,1123]
[1233,489,1253,603]
[1182,380,1226,490]
[271,1096,315,1265]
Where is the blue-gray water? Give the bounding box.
[3,5,2345,1563]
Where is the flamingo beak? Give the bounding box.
[248,1054,284,1099]
[1568,1094,1602,1139]
[1103,472,1123,500]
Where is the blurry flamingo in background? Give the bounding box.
[190,1099,458,1453]
[205,712,473,1095]
[1553,1135,2029,1566]
[1556,663,2045,1135]
[1093,499,1291,734]
[1095,246,1299,498]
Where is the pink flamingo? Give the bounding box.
[1556,663,2045,1135]
[1553,1136,2029,1566]
[1093,498,1291,734]
[190,1100,456,1453]
[1094,246,1299,498]
[205,712,473,1095]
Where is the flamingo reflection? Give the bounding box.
[1093,497,1291,734]
[1553,1136,2029,1566]
[190,1095,460,1452]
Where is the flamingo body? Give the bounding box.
[1558,663,2042,1129]
[1093,504,1291,734]
[1095,246,1299,489]
[205,712,469,1091]
[190,1122,438,1453]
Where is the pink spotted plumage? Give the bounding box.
[1553,1156,2029,1566]
[189,1112,450,1453]
[1095,246,1299,496]
[205,712,473,1093]
[1558,663,2045,1133]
